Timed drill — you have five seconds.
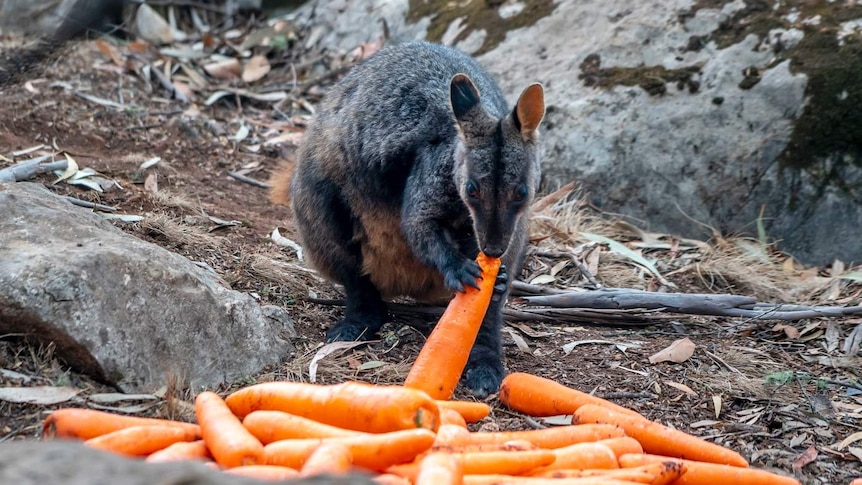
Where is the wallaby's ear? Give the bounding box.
[450,73,482,123]
[513,82,545,139]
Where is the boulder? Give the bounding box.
[0,182,293,392]
[0,440,377,485]
[293,0,862,267]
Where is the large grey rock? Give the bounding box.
[0,182,293,392]
[0,440,377,485]
[290,0,862,267]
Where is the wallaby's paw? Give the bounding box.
[463,346,506,398]
[491,264,508,302]
[443,258,482,293]
[325,319,375,343]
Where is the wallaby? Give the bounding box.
[271,40,545,397]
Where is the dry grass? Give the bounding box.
[139,213,221,249]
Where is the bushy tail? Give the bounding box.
[268,161,295,206]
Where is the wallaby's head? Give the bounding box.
[449,74,545,259]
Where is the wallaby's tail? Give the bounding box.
[268,161,296,206]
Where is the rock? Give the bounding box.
[0,440,378,485]
[292,0,862,266]
[0,182,293,392]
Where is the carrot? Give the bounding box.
[195,391,264,468]
[573,405,748,467]
[462,449,557,475]
[527,442,619,474]
[436,400,491,423]
[435,423,626,448]
[851,480,862,485]
[84,425,198,456]
[463,476,655,485]
[386,441,537,483]
[242,410,363,444]
[594,437,644,458]
[374,473,414,485]
[416,453,463,485]
[533,461,686,485]
[224,465,299,480]
[299,442,353,476]
[442,408,469,427]
[619,453,801,485]
[145,440,211,463]
[225,381,439,433]
[42,407,200,440]
[404,253,502,399]
[500,373,644,419]
[263,428,436,471]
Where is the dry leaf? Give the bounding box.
[0,386,80,404]
[508,322,554,338]
[648,338,696,364]
[712,394,722,419]
[664,381,697,396]
[88,393,158,404]
[144,173,158,193]
[504,327,531,354]
[791,444,818,472]
[308,341,371,382]
[135,4,181,44]
[540,415,573,426]
[94,39,124,67]
[836,430,862,450]
[204,59,242,79]
[772,324,801,339]
[530,274,556,285]
[242,55,271,83]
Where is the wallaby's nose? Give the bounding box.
[483,246,505,258]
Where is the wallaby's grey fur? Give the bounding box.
[277,40,545,397]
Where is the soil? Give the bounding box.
[0,33,861,485]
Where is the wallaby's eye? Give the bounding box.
[514,184,528,202]
[466,181,480,200]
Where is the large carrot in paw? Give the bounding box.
[619,453,800,485]
[145,440,211,463]
[436,400,491,423]
[264,428,436,471]
[500,373,644,419]
[404,253,502,400]
[42,407,200,440]
[434,423,625,448]
[195,391,264,468]
[84,425,198,456]
[226,381,439,433]
[573,405,748,467]
[242,410,364,444]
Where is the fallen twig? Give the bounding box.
[0,156,68,182]
[65,197,118,212]
[228,171,270,189]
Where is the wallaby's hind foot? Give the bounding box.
[463,345,506,398]
[326,317,379,343]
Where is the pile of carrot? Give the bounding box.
[37,254,810,484]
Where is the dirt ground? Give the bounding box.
[1,27,861,485]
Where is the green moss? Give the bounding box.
[578,53,702,96]
[680,1,862,195]
[407,0,556,56]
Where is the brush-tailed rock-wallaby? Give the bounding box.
[271,41,545,397]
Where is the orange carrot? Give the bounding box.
[531,465,658,482]
[84,425,198,456]
[145,440,212,463]
[374,473,413,485]
[441,408,469,427]
[851,480,862,485]
[225,381,439,433]
[436,400,491,423]
[242,410,363,444]
[416,453,463,485]
[594,437,644,458]
[299,442,353,476]
[195,391,264,468]
[387,441,537,482]
[461,449,557,475]
[42,408,200,440]
[224,465,299,480]
[434,423,625,448]
[500,373,644,419]
[463,476,655,484]
[619,453,800,485]
[263,428,436,471]
[574,405,748,467]
[404,253,502,399]
[528,442,619,474]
